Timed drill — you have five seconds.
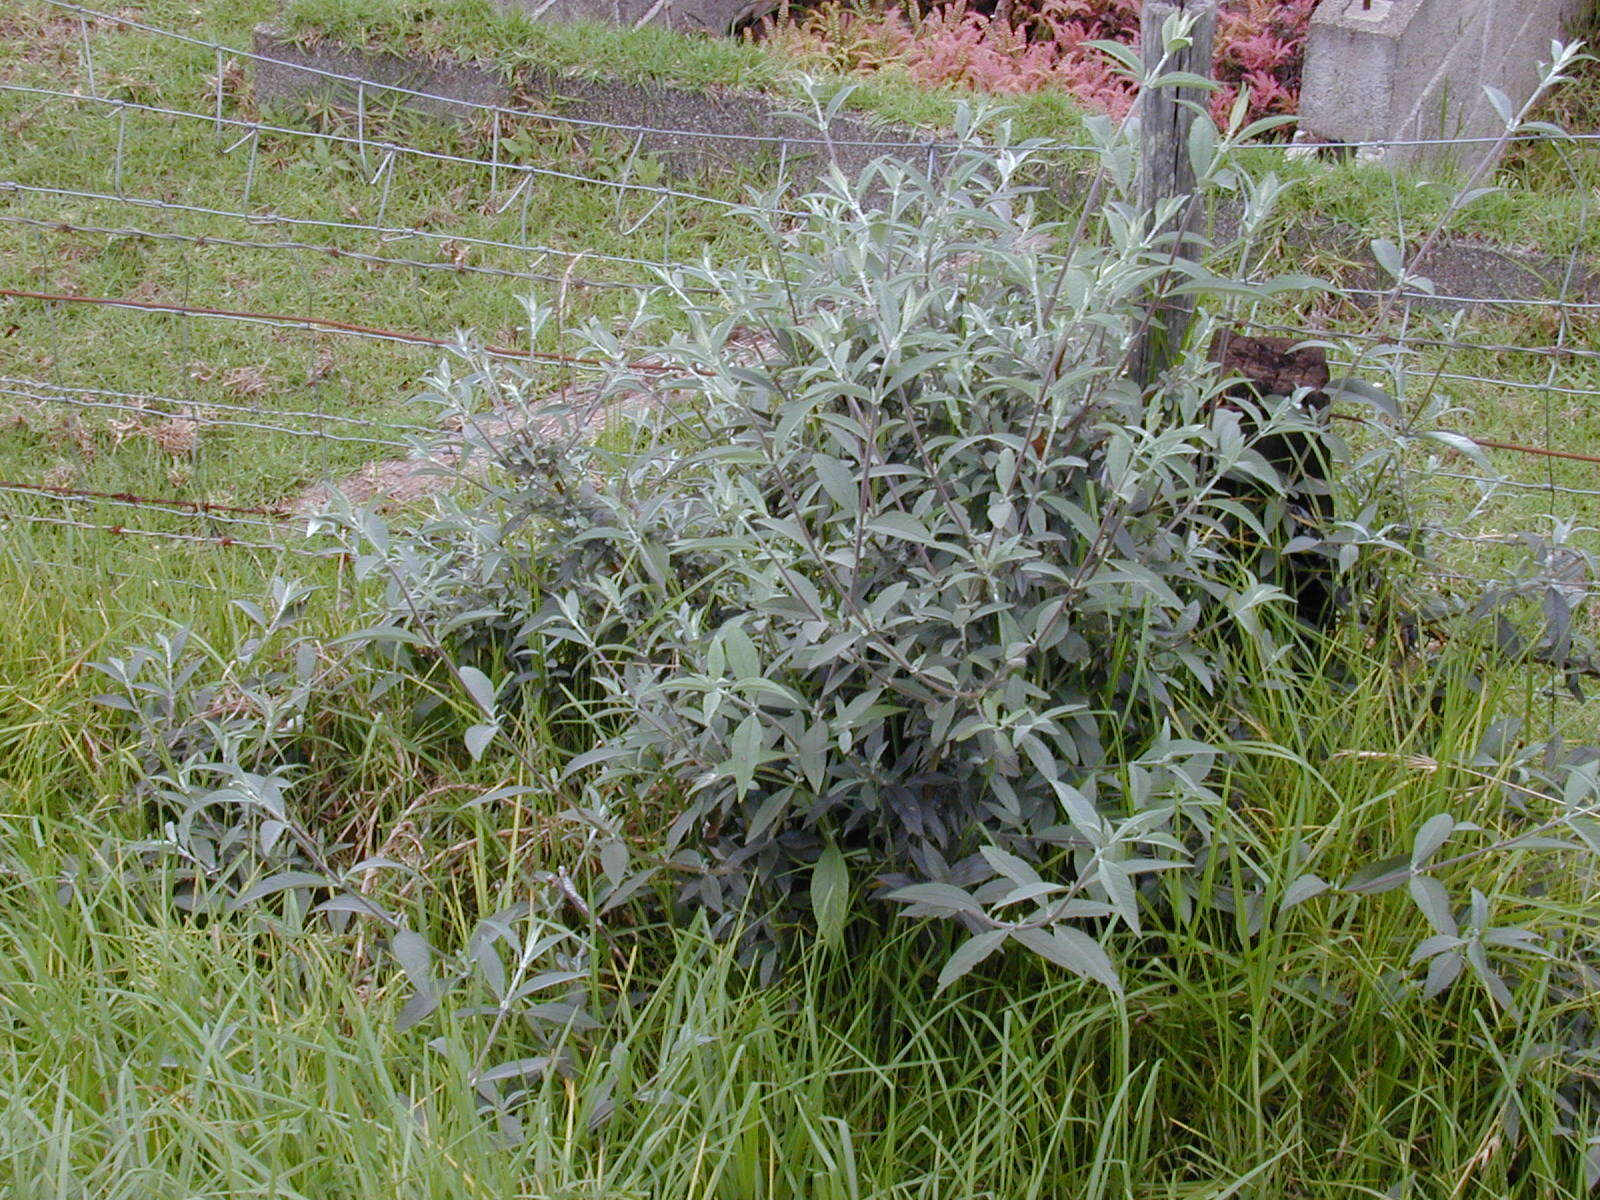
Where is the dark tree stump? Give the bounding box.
[1207,330,1338,626]
[1209,331,1330,408]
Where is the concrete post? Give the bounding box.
[1299,0,1592,171]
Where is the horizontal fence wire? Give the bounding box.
[0,182,683,279]
[0,288,636,368]
[0,479,295,520]
[7,289,1593,465]
[0,377,431,444]
[0,208,664,293]
[1240,319,1600,366]
[1430,470,1600,501]
[1321,286,1600,313]
[0,509,321,555]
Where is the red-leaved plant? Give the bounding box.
[1212,0,1315,123]
[756,0,1317,129]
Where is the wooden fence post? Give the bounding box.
[1130,0,1218,390]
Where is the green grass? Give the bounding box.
[2,569,1597,1196]
[1227,42,1600,262]
[263,0,1600,585]
[280,0,790,91]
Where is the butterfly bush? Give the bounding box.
[758,0,1316,128]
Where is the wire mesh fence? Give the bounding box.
[2,0,1598,623]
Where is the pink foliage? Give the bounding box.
[758,0,1318,133]
[1210,0,1315,123]
[891,0,1142,115]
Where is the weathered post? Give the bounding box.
[1130,0,1218,390]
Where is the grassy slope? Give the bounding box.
[0,0,770,539]
[2,3,1599,1197]
[5,0,1597,539]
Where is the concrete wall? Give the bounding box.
[1300,0,1592,171]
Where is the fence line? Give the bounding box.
[0,484,291,534]
[0,289,707,376]
[0,509,320,555]
[0,378,428,445]
[0,288,592,369]
[8,287,1598,473]
[1427,473,1600,500]
[46,0,1600,157]
[0,211,657,293]
[6,283,1600,513]
[1242,319,1600,366]
[0,377,430,435]
[1324,285,1600,314]
[0,479,295,519]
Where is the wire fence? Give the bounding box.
[2,0,1599,624]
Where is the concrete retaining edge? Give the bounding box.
[251,28,939,184]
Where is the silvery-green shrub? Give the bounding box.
[366,98,1415,986]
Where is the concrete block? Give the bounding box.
[1300,0,1591,171]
